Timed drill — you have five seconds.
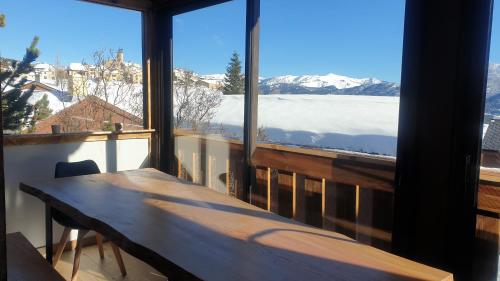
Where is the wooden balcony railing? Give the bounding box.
[173,130,500,252]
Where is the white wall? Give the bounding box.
[4,138,149,247]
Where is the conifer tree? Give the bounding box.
[28,94,52,132]
[222,51,244,95]
[0,14,40,132]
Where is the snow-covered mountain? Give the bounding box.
[258,73,400,96]
[180,67,500,115]
[487,64,500,95]
[200,74,225,85]
[486,64,500,116]
[193,70,401,96]
[261,73,381,89]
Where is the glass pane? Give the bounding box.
[477,1,500,279]
[0,0,143,134]
[252,0,405,251]
[173,0,246,197]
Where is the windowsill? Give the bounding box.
[3,129,155,146]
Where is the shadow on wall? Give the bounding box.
[4,138,150,247]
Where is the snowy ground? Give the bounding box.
[26,79,143,117]
[212,94,400,156]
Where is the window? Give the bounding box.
[0,0,143,134]
[251,0,405,251]
[173,0,247,196]
[483,6,500,170]
[476,1,500,279]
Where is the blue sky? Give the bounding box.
[0,0,142,66]
[2,0,500,83]
[175,0,406,82]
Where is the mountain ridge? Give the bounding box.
[194,67,500,116]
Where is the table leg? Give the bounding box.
[45,204,53,264]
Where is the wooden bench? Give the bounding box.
[7,232,65,281]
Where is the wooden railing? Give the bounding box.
[3,129,155,146]
[174,130,500,252]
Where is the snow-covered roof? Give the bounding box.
[68,63,85,71]
[27,90,76,113]
[483,117,500,151]
[33,63,53,71]
[124,62,142,69]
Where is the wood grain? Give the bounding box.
[4,130,154,146]
[292,173,306,222]
[7,232,65,281]
[20,169,452,281]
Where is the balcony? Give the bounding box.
[174,130,500,253]
[1,129,497,280]
[1,0,498,280]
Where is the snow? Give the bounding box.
[24,79,143,117]
[196,71,385,90]
[33,63,53,71]
[211,94,400,156]
[27,90,75,113]
[261,73,383,89]
[68,63,85,71]
[484,124,489,138]
[200,73,225,82]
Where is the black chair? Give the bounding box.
[52,160,126,281]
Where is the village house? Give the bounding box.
[67,49,142,96]
[32,95,143,133]
[67,62,88,96]
[30,63,56,81]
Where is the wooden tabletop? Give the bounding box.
[20,168,452,281]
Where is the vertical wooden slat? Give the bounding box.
[321,178,326,218]
[267,168,271,211]
[355,185,360,239]
[254,167,268,209]
[267,168,279,213]
[226,159,230,195]
[293,173,306,222]
[208,155,213,189]
[322,179,335,231]
[475,214,499,280]
[192,152,197,184]
[233,160,239,197]
[177,149,182,178]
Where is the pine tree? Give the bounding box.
[0,23,40,132]
[222,51,244,95]
[28,94,52,132]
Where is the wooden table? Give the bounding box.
[20,168,452,281]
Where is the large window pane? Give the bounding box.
[477,1,500,279]
[252,0,405,251]
[0,0,143,134]
[173,1,246,197]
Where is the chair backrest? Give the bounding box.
[54,160,101,178]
